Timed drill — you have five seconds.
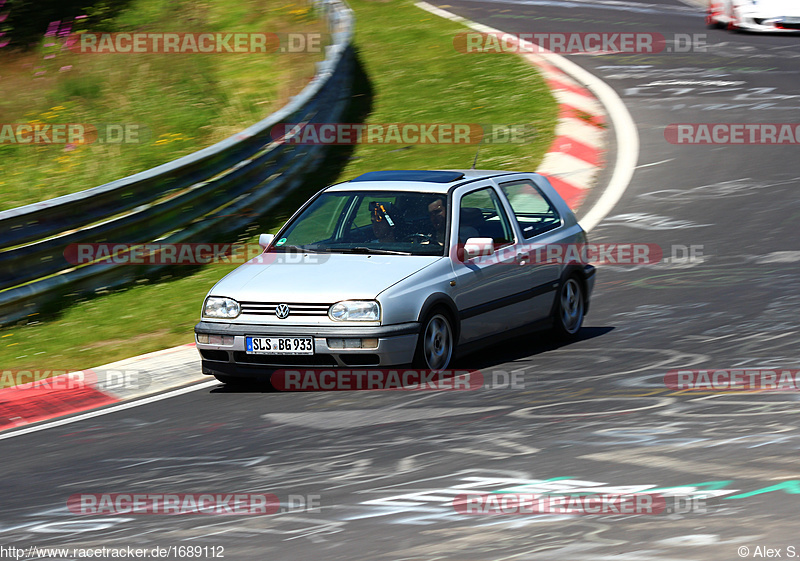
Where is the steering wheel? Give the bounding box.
[401,232,433,244]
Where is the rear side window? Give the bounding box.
[499,180,561,239]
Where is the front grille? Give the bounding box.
[340,354,381,367]
[200,349,230,362]
[240,301,331,317]
[233,352,338,367]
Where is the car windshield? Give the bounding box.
[273,190,449,256]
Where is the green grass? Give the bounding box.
[0,0,323,211]
[0,0,558,374]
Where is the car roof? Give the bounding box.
[325,169,522,193]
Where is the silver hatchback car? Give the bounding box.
[195,170,595,383]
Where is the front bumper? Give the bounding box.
[195,321,420,377]
[739,20,800,31]
[734,12,800,32]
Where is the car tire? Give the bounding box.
[414,308,455,371]
[551,275,585,340]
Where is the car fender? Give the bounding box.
[417,292,461,342]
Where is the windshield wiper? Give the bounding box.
[274,244,322,253]
[340,246,412,256]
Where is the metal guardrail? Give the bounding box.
[0,0,354,326]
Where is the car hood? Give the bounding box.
[210,252,440,303]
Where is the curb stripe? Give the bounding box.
[0,376,118,432]
[540,175,587,209]
[549,135,603,167]
[546,77,593,98]
[558,104,607,127]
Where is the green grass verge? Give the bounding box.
[0,0,558,375]
[0,0,323,211]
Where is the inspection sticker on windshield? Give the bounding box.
[246,336,314,355]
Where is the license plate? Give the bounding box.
[246,336,314,355]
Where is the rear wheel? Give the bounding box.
[552,275,585,340]
[414,309,454,371]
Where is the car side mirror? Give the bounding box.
[463,237,494,259]
[259,233,275,248]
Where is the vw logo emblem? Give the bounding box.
[275,304,290,319]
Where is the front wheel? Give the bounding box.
[552,276,585,340]
[414,310,455,371]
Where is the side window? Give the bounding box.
[458,187,515,248]
[499,180,561,239]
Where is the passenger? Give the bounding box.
[427,197,447,245]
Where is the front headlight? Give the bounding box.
[328,300,380,321]
[203,296,241,319]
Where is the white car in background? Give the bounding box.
[707,0,800,32]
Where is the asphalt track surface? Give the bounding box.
[3,1,800,559]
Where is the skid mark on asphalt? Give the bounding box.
[638,177,799,202]
[599,213,711,230]
[261,407,510,429]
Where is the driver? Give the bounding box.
[370,201,397,243]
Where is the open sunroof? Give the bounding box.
[351,170,466,183]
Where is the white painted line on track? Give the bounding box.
[636,158,675,169]
[0,380,218,441]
